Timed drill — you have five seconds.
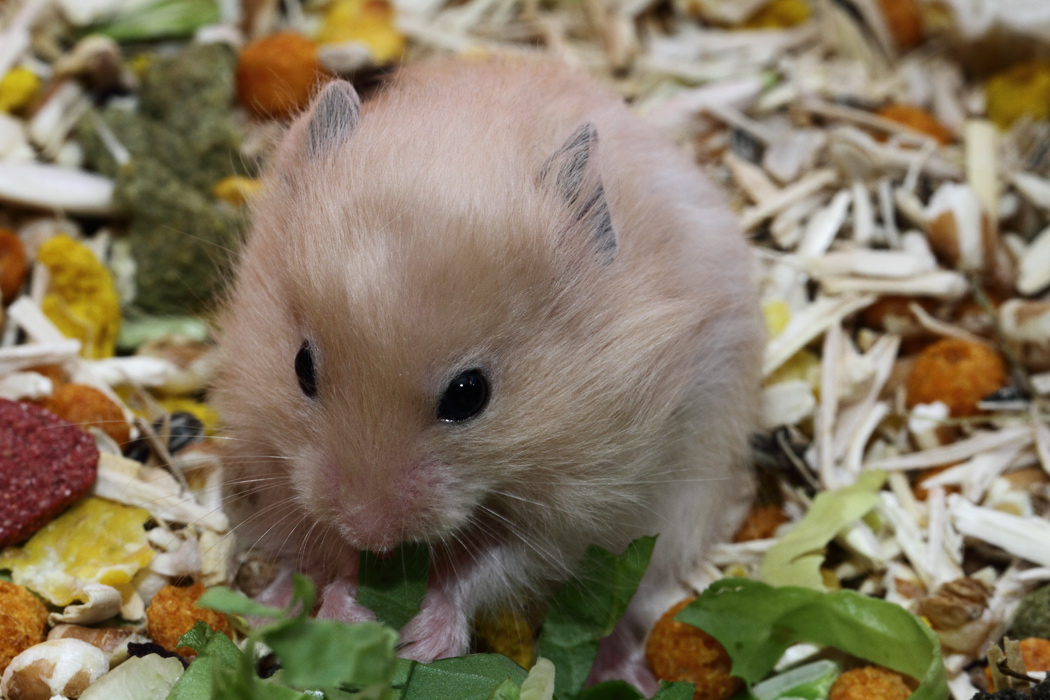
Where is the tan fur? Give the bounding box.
[213,57,763,671]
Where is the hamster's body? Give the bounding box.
[215,58,762,687]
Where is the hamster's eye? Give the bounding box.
[438,369,489,422]
[295,341,318,398]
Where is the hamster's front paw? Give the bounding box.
[398,588,470,662]
[317,578,377,623]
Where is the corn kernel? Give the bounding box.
[316,0,406,64]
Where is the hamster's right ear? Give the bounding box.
[306,80,362,158]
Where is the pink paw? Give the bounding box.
[398,589,470,662]
[588,629,659,696]
[317,578,377,623]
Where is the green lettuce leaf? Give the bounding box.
[537,536,656,699]
[357,543,430,631]
[759,470,886,589]
[676,578,947,700]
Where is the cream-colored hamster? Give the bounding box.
[214,57,762,688]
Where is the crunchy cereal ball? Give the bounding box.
[829,666,914,700]
[905,338,1007,417]
[0,581,48,674]
[646,598,743,700]
[236,32,328,119]
[0,228,27,304]
[42,384,129,446]
[145,582,231,656]
[732,503,788,542]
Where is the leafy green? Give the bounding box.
[652,682,699,700]
[167,622,243,700]
[676,578,948,700]
[357,543,430,631]
[537,536,656,699]
[396,655,527,700]
[90,0,221,41]
[79,654,185,700]
[751,660,839,700]
[759,470,886,589]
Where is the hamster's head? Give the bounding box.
[215,80,698,563]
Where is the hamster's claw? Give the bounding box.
[397,588,470,662]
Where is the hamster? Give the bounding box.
[213,57,763,689]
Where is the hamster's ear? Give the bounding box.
[540,122,616,265]
[307,80,361,158]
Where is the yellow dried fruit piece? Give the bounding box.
[740,0,811,29]
[762,299,791,337]
[0,67,41,113]
[157,397,221,436]
[315,0,406,64]
[37,234,121,359]
[212,176,263,207]
[473,607,535,670]
[985,59,1050,129]
[0,497,153,606]
[766,348,820,392]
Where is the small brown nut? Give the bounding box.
[48,625,138,662]
[905,338,1007,417]
[645,598,743,700]
[0,581,48,674]
[41,383,130,445]
[0,639,108,700]
[146,582,231,656]
[0,228,28,304]
[828,666,915,700]
[732,503,788,542]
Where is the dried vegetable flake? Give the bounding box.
[0,497,153,606]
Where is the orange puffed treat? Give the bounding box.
[0,580,48,674]
[878,104,953,145]
[984,638,1050,685]
[0,228,27,304]
[877,0,923,50]
[146,582,231,656]
[905,338,1006,417]
[829,666,914,700]
[42,383,130,445]
[733,503,788,542]
[646,598,743,700]
[237,32,328,119]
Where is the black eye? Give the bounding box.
[295,341,318,398]
[437,369,489,422]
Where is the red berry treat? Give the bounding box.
[0,399,99,547]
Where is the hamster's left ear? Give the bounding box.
[307,80,362,158]
[540,122,617,265]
